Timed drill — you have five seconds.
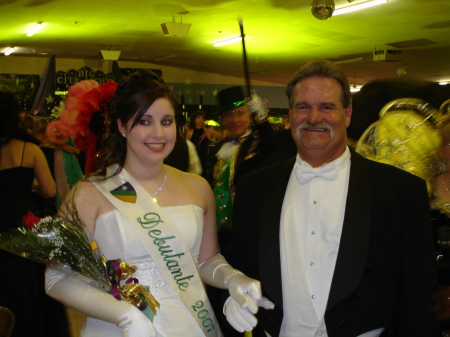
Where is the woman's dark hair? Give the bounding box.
[95,70,180,176]
[189,110,206,129]
[0,91,38,146]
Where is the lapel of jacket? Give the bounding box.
[326,149,372,311]
[259,157,296,309]
[234,128,258,168]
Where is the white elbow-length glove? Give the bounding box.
[45,268,156,337]
[247,90,268,122]
[198,254,274,332]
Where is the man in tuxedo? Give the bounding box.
[223,59,439,336]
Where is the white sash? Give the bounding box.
[93,165,221,337]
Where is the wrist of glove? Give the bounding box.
[198,254,261,306]
[198,254,275,332]
[45,267,156,337]
[225,270,262,309]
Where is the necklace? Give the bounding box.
[151,167,167,199]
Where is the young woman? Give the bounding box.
[45,70,270,336]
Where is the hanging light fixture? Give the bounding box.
[27,22,44,36]
[333,0,388,16]
[213,36,243,47]
[311,0,335,20]
[4,47,15,56]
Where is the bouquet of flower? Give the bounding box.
[0,206,159,319]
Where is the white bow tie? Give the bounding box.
[295,163,338,184]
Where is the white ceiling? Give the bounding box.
[1,0,450,86]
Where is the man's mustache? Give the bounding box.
[295,122,334,140]
[298,122,332,131]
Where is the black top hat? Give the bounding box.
[217,86,248,114]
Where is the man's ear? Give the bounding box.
[345,105,352,128]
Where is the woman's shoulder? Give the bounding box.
[12,139,41,159]
[170,166,208,187]
[62,180,109,217]
[21,140,43,153]
[67,180,101,201]
[165,166,211,207]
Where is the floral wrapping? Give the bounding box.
[0,207,159,319]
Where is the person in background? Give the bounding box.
[186,109,224,143]
[45,70,271,337]
[186,109,223,173]
[32,117,83,210]
[222,59,439,336]
[203,87,274,336]
[202,86,273,248]
[20,113,36,136]
[165,111,203,174]
[17,109,26,121]
[0,91,70,337]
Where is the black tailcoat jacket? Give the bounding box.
[224,149,440,337]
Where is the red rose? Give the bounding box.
[22,211,41,229]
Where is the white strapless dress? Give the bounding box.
[80,204,214,337]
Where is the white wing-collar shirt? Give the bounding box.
[276,147,384,337]
[279,147,350,337]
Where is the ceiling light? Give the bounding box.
[350,83,361,92]
[4,47,15,56]
[439,82,449,85]
[333,0,388,16]
[98,50,121,61]
[213,36,243,47]
[334,57,364,64]
[27,22,43,36]
[161,22,191,37]
[154,55,175,62]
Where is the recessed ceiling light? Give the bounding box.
[4,47,15,56]
[334,0,388,16]
[27,22,43,37]
[213,36,243,47]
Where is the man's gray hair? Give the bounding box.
[286,59,352,108]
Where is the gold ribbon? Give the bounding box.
[121,282,160,315]
[102,256,160,316]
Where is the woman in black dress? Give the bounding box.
[0,91,70,337]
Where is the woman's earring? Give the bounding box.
[122,133,126,138]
